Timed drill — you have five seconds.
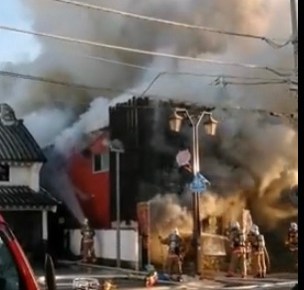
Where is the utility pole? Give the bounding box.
[290,0,298,72]
[109,139,125,268]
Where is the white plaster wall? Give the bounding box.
[29,163,43,191]
[69,229,139,263]
[0,162,42,191]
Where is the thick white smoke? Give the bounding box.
[0,0,297,227]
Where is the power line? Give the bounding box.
[69,52,290,82]
[110,102,298,122]
[0,25,294,77]
[219,80,289,86]
[0,70,135,95]
[53,0,292,49]
[1,70,297,121]
[137,70,290,99]
[0,69,292,99]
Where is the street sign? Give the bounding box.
[176,149,191,167]
[189,173,210,194]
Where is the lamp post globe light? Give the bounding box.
[169,109,218,136]
[203,113,218,137]
[169,110,184,133]
[168,107,218,276]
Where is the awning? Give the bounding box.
[0,186,60,211]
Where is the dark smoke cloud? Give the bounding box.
[0,0,297,225]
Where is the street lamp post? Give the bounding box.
[169,108,218,275]
[109,139,125,268]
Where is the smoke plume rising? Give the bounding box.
[0,0,297,232]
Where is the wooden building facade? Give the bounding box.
[109,97,197,222]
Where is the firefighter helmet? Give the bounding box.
[290,222,298,231]
[231,221,240,230]
[250,224,259,235]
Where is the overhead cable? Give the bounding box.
[0,70,135,95]
[69,52,289,82]
[219,80,289,86]
[0,25,293,77]
[113,102,298,121]
[53,0,292,49]
[0,69,292,98]
[0,70,297,121]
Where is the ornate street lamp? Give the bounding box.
[169,110,184,133]
[169,109,218,136]
[168,106,219,276]
[203,113,218,136]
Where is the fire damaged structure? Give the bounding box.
[109,97,298,272]
[0,103,60,261]
[109,97,227,270]
[109,97,192,222]
[109,97,224,226]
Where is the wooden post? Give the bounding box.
[42,210,48,256]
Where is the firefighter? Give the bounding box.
[159,228,183,280]
[80,218,97,263]
[226,221,247,278]
[145,266,158,288]
[247,225,267,278]
[285,222,298,269]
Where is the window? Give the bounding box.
[0,233,22,290]
[0,165,9,182]
[93,153,109,173]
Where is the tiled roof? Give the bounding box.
[0,104,46,163]
[0,186,60,210]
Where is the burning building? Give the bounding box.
[67,128,111,229]
[0,0,297,270]
[109,97,298,270]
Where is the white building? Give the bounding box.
[0,103,59,260]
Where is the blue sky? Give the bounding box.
[0,0,40,64]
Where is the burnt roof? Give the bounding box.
[0,104,46,162]
[0,186,60,210]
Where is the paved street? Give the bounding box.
[35,262,297,290]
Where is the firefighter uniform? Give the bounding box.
[285,222,298,269]
[81,219,97,263]
[159,228,183,279]
[226,222,247,278]
[248,225,267,278]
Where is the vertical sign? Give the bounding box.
[137,202,151,265]
[137,202,150,236]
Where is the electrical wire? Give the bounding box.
[0,69,293,102]
[0,70,297,121]
[68,52,290,82]
[110,102,298,121]
[53,0,292,49]
[0,69,296,111]
[219,80,289,86]
[0,70,135,95]
[0,25,294,77]
[137,70,290,99]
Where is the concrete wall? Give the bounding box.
[1,162,42,191]
[69,229,139,264]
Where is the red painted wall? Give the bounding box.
[68,131,110,229]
